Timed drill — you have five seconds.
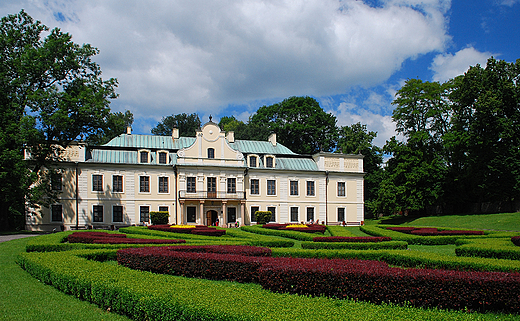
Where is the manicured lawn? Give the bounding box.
[0,237,130,321]
[401,212,520,231]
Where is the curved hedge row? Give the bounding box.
[116,245,520,313]
[455,238,520,260]
[19,248,507,321]
[241,225,318,241]
[313,236,392,243]
[301,241,407,250]
[513,236,520,247]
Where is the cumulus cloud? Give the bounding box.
[0,0,451,121]
[430,47,494,82]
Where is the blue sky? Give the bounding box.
[1,0,519,147]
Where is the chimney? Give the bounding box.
[126,126,132,135]
[268,133,277,146]
[226,131,235,143]
[172,128,179,139]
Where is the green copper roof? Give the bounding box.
[88,149,174,165]
[229,140,296,155]
[275,157,318,171]
[103,134,195,150]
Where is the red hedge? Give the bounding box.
[512,236,520,246]
[117,245,520,313]
[165,245,271,257]
[147,225,226,236]
[67,232,127,243]
[262,224,326,233]
[67,231,185,244]
[92,238,185,244]
[313,236,392,243]
[387,227,484,236]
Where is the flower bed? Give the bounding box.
[313,236,392,243]
[512,236,520,247]
[67,231,185,244]
[148,224,226,236]
[387,227,484,236]
[117,245,520,313]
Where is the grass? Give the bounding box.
[388,212,520,231]
[4,213,520,320]
[0,237,130,321]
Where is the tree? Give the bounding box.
[217,116,251,139]
[337,123,383,217]
[151,113,201,137]
[248,96,338,154]
[449,57,520,204]
[0,11,118,230]
[86,110,134,145]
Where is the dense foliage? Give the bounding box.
[0,11,130,230]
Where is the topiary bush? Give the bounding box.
[255,211,272,225]
[150,211,170,225]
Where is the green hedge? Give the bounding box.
[301,241,408,250]
[16,249,518,320]
[360,225,513,245]
[270,248,520,272]
[241,225,319,241]
[150,211,169,225]
[456,238,520,260]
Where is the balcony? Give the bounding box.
[179,190,245,200]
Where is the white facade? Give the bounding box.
[26,121,364,231]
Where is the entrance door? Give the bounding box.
[207,177,216,198]
[206,210,218,226]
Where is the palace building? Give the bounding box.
[26,120,364,231]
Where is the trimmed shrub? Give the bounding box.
[313,236,392,243]
[148,224,226,236]
[150,211,169,225]
[92,238,185,244]
[256,211,272,224]
[302,241,407,250]
[164,245,272,257]
[512,236,520,247]
[116,245,520,313]
[67,232,127,243]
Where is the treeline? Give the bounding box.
[154,58,520,218]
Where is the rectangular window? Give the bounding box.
[187,206,196,223]
[227,207,236,223]
[250,179,259,195]
[250,206,259,222]
[140,176,150,193]
[290,181,298,196]
[93,174,103,192]
[159,152,167,164]
[140,151,149,163]
[159,177,169,193]
[265,157,274,168]
[51,172,62,191]
[267,206,276,222]
[140,206,150,223]
[159,206,169,213]
[267,180,276,195]
[290,207,299,222]
[51,204,62,222]
[306,181,315,196]
[187,177,196,193]
[93,205,103,223]
[113,205,123,223]
[337,208,345,222]
[249,156,257,167]
[338,182,346,197]
[207,177,216,198]
[207,148,215,159]
[227,178,236,193]
[306,207,315,222]
[113,175,123,193]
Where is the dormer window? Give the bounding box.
[207,148,215,159]
[265,156,274,168]
[158,151,168,164]
[139,150,149,163]
[249,155,257,167]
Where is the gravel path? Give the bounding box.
[0,234,39,243]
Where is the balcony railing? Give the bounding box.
[179,191,245,200]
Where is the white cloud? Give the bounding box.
[1,0,451,123]
[430,47,494,82]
